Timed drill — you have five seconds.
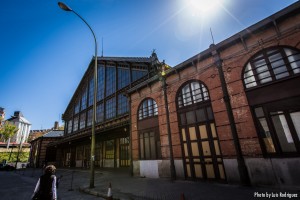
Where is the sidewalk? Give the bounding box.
[17,167,300,200]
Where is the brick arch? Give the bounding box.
[175,79,211,110]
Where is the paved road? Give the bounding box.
[0,169,103,200]
[1,168,299,200]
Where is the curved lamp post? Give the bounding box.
[58,2,98,188]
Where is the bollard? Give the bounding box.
[68,171,74,191]
[107,182,112,200]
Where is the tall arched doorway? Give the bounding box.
[177,80,225,180]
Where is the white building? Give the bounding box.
[7,111,31,144]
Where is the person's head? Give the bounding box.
[44,165,56,175]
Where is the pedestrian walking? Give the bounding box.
[31,165,57,200]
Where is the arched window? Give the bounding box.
[138,98,158,120]
[177,81,209,108]
[176,81,225,181]
[137,98,161,160]
[243,47,300,89]
[243,46,300,156]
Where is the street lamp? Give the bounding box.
[58,2,98,188]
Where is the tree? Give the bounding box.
[0,121,18,149]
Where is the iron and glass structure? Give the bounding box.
[52,55,158,170]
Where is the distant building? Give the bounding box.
[0,107,5,125]
[28,129,52,143]
[29,122,63,167]
[28,121,63,142]
[7,111,31,144]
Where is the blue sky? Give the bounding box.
[0,0,297,130]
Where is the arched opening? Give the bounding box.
[243,46,300,156]
[177,80,225,180]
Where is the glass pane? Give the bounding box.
[284,48,300,74]
[150,132,156,159]
[254,59,272,84]
[180,113,186,125]
[145,133,150,159]
[259,71,272,84]
[202,141,211,156]
[191,82,202,103]
[254,107,264,118]
[268,53,289,79]
[196,108,206,122]
[182,85,192,106]
[272,114,296,152]
[105,140,114,159]
[182,128,186,141]
[191,142,199,156]
[214,140,220,155]
[184,143,189,156]
[186,111,196,124]
[202,85,209,101]
[290,112,300,140]
[207,107,214,120]
[199,125,208,139]
[205,164,215,178]
[194,164,202,178]
[88,77,94,106]
[219,164,225,179]
[244,63,257,88]
[97,65,105,101]
[189,127,197,140]
[178,96,183,108]
[186,164,191,177]
[153,101,158,116]
[258,118,276,153]
[210,123,217,138]
[117,67,130,89]
[156,141,161,159]
[106,66,116,96]
[148,100,153,116]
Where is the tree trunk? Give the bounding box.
[6,138,10,149]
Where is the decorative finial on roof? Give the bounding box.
[151,49,157,58]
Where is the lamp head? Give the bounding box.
[58,2,72,11]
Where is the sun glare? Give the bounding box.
[188,0,222,16]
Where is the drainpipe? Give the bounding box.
[161,74,176,181]
[126,93,134,176]
[210,44,250,185]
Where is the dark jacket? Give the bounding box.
[38,174,56,200]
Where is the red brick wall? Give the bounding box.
[130,11,300,161]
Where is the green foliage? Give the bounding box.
[0,151,29,162]
[0,121,18,141]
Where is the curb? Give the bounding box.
[79,187,107,199]
[79,186,132,200]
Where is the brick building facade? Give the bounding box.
[128,2,300,188]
